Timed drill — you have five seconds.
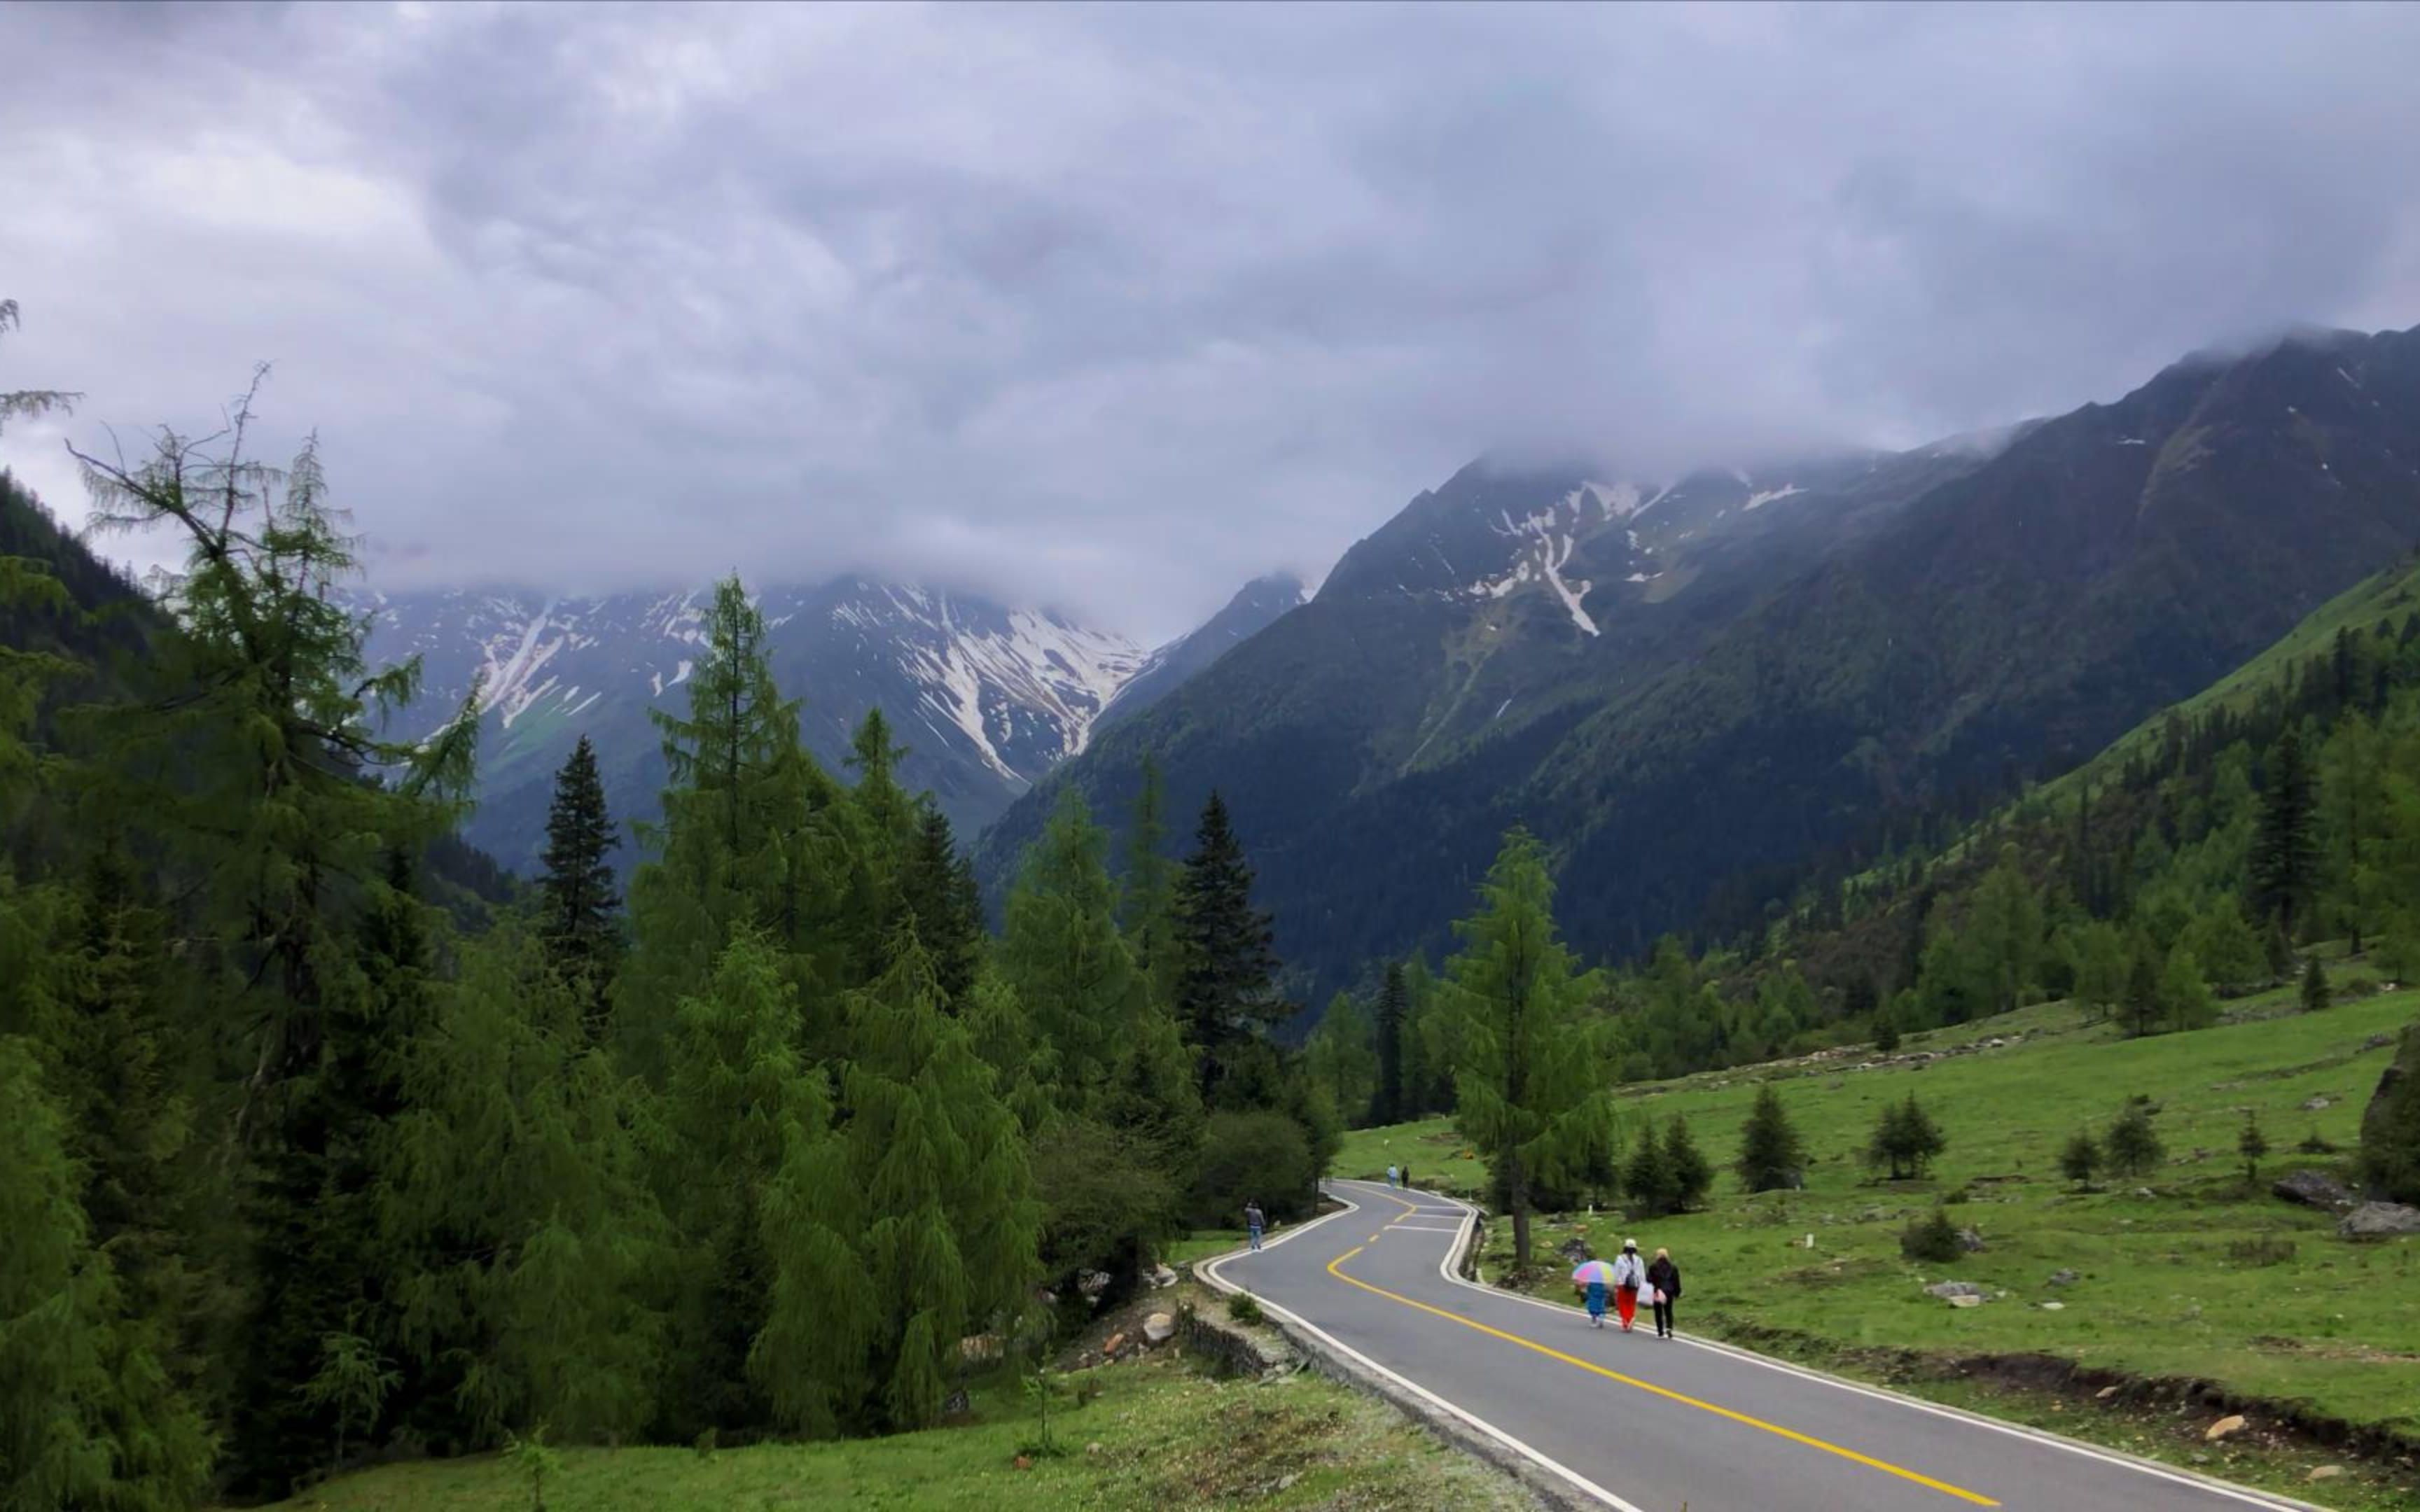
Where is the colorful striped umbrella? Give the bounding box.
[1571,1259,1617,1286]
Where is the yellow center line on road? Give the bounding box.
[1322,1239,1998,1508]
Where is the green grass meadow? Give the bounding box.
[1342,990,2419,1436]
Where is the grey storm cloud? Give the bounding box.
[4,1,2418,639]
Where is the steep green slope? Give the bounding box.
[980,325,2420,1002]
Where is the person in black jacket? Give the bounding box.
[1646,1247,1682,1339]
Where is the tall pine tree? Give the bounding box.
[2251,727,2319,941]
[537,734,620,1035]
[1173,790,1286,1107]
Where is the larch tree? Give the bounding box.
[620,575,845,1078]
[1440,828,1607,1268]
[1302,990,1376,1129]
[836,927,1039,1432]
[1369,961,1409,1127]
[1120,755,1181,1010]
[999,788,1148,1112]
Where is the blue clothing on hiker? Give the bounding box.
[1585,1280,1608,1317]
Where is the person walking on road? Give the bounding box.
[1401,1165,1412,1191]
[1245,1200,1265,1252]
[1646,1246,1682,1339]
[1583,1269,1609,1329]
[1386,1163,1398,1189]
[1610,1238,1647,1332]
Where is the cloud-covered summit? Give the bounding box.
[4,3,2416,639]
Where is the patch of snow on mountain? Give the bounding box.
[1743,484,1803,510]
[1584,481,1643,519]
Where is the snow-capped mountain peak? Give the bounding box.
[351,573,1172,876]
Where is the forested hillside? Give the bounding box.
[980,325,2420,1006]
[0,322,1353,1506]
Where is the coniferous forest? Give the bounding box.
[0,326,1354,1504]
[11,297,2420,1507]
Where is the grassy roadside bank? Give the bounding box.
[244,1298,1529,1512]
[1340,984,2420,1507]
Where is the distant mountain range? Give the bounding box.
[351,570,1305,875]
[976,323,2420,1004]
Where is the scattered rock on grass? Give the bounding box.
[1949,1294,1983,1308]
[2204,1415,2248,1443]
[2301,1096,2332,1112]
[2272,1168,2362,1210]
[2047,1268,2080,1287]
[1144,1312,1177,1344]
[2338,1201,2420,1239]
[2308,1465,2343,1481]
[1957,1228,1987,1254]
[2096,1385,2120,1400]
[1924,1281,1985,1299]
[2038,1301,2065,1311]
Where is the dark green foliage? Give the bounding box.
[2104,1101,2167,1180]
[538,734,620,1034]
[898,803,982,1010]
[2238,1112,2269,1187]
[1872,1011,1901,1054]
[0,1035,214,1512]
[1226,1292,1264,1326]
[1302,990,1375,1132]
[2251,728,2318,939]
[1188,1110,1318,1226]
[1119,755,1180,1010]
[1369,962,1408,1128]
[1031,1119,1176,1292]
[1900,1207,1964,1264]
[1734,1084,1807,1194]
[1442,829,1609,1265]
[1865,1093,1947,1181]
[2059,1130,2102,1190]
[2359,1028,2420,1203]
[1625,1116,1711,1218]
[2300,953,2332,1013]
[1174,791,1287,1105]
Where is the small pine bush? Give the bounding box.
[1900,1207,1963,1264]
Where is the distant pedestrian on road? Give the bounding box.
[1402,1165,1412,1191]
[1387,1164,1398,1189]
[1610,1239,1647,1332]
[1583,1271,1609,1329]
[1646,1247,1682,1339]
[1245,1200,1265,1252]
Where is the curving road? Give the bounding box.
[1204,1180,2307,1512]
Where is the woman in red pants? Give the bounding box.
[1609,1238,1647,1331]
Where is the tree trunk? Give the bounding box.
[1508,1149,1531,1268]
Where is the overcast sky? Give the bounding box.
[4,2,2419,640]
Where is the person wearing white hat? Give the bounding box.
[1608,1238,1648,1332]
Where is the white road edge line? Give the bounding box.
[1333,1180,2314,1512]
[1201,1187,1648,1512]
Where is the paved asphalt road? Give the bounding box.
[1206,1179,2304,1512]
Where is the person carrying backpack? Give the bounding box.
[1609,1238,1647,1332]
[1646,1247,1682,1339]
[1244,1200,1265,1252]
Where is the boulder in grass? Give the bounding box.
[2047,1268,2080,1287]
[2204,1415,2247,1443]
[2272,1169,2356,1210]
[1143,1311,1176,1344]
[1924,1281,1984,1300]
[2338,1201,2420,1239]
